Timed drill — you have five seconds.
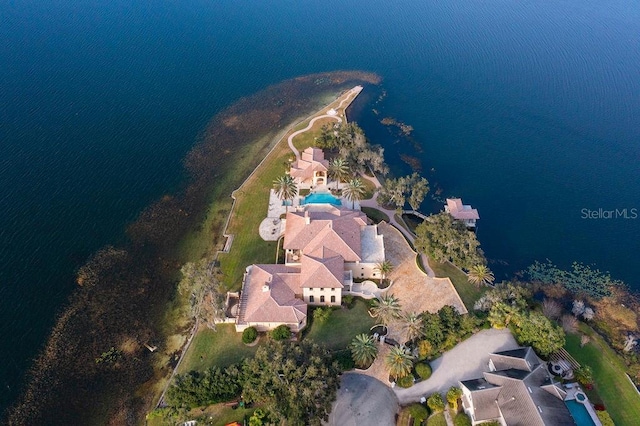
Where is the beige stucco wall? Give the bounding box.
[302,287,341,306]
[235,319,306,333]
[345,261,380,280]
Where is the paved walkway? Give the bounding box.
[327,373,398,426]
[288,86,363,160]
[393,328,518,405]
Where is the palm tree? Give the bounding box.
[342,178,365,209]
[349,333,378,368]
[402,312,424,345]
[385,346,414,380]
[446,386,462,411]
[467,264,495,287]
[369,295,401,332]
[328,158,350,191]
[375,260,394,286]
[273,174,298,205]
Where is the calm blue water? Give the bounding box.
[302,193,342,206]
[2,0,639,413]
[565,400,597,426]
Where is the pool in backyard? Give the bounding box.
[565,399,596,426]
[302,192,342,205]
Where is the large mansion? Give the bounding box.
[234,204,385,333]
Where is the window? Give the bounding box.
[320,295,325,303]
[331,295,336,303]
[331,288,335,292]
[320,288,324,291]
[309,295,314,303]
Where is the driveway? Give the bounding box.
[327,373,399,426]
[394,328,519,405]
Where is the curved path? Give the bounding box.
[287,86,362,160]
[287,114,341,160]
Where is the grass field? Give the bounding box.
[304,299,376,351]
[429,261,484,310]
[564,324,640,426]
[178,324,260,374]
[217,91,357,290]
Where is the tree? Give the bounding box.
[446,387,462,411]
[514,311,565,357]
[582,307,595,320]
[453,413,472,426]
[408,173,429,211]
[408,403,429,422]
[242,340,340,425]
[467,265,495,287]
[273,174,298,204]
[415,212,486,270]
[242,327,258,344]
[574,365,593,385]
[375,260,394,286]
[379,176,408,210]
[402,312,425,345]
[427,393,445,413]
[542,299,562,320]
[167,365,242,408]
[421,312,445,347]
[328,157,350,191]
[369,295,401,332]
[572,300,585,317]
[561,314,578,334]
[349,334,378,368]
[270,324,291,341]
[385,346,414,380]
[342,178,365,209]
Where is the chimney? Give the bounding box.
[305,212,311,225]
[262,284,270,292]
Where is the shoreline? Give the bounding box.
[5,71,381,425]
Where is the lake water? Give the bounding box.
[1,0,638,414]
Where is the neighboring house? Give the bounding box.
[460,347,574,426]
[235,204,385,332]
[445,198,479,229]
[289,147,329,187]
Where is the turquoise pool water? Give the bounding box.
[302,193,342,206]
[565,400,596,426]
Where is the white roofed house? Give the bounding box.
[445,198,480,229]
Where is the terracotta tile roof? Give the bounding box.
[300,250,344,289]
[283,207,366,261]
[241,264,307,325]
[290,147,329,180]
[446,198,480,220]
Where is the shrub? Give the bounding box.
[270,325,291,341]
[242,327,258,344]
[418,340,433,360]
[343,295,354,307]
[427,393,445,413]
[596,410,614,426]
[415,362,432,380]
[313,307,332,323]
[453,413,472,426]
[407,403,429,422]
[333,350,355,371]
[396,375,414,388]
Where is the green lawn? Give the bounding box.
[429,260,484,310]
[564,324,640,426]
[178,324,260,374]
[426,412,447,426]
[361,206,389,224]
[304,299,375,351]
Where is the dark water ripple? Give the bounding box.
[1,0,640,415]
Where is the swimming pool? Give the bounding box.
[302,192,342,205]
[565,400,596,426]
